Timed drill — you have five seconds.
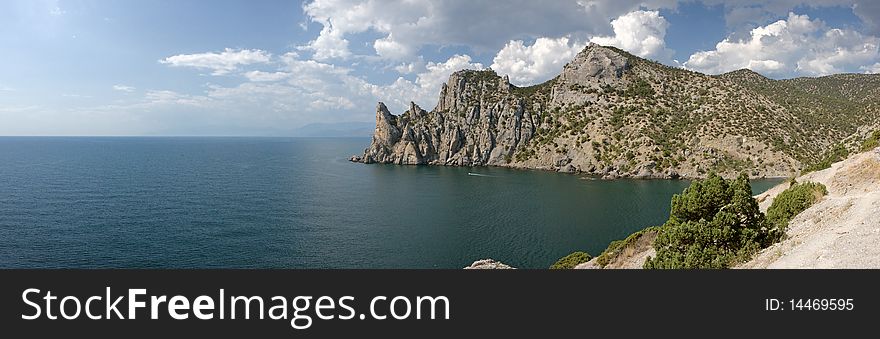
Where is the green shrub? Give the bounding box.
[765,181,827,239]
[861,130,880,152]
[645,173,769,269]
[594,226,659,267]
[550,251,592,269]
[802,144,848,174]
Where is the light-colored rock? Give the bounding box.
[550,42,630,106]
[573,259,602,269]
[363,69,535,167]
[358,43,878,179]
[464,259,515,269]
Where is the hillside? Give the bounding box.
[569,146,880,269]
[354,43,880,179]
[739,146,880,268]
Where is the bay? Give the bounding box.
[0,137,781,268]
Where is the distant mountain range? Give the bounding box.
[355,43,880,179]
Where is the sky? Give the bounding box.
[1,0,879,136]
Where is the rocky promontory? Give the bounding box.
[353,43,880,179]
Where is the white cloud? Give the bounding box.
[491,37,585,86]
[298,25,351,60]
[862,62,880,74]
[383,54,484,109]
[159,48,272,75]
[299,0,677,62]
[113,84,135,92]
[243,71,291,82]
[590,10,675,64]
[146,51,483,126]
[373,34,415,61]
[685,13,880,77]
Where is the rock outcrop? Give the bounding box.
[354,43,880,179]
[464,259,515,269]
[362,70,536,167]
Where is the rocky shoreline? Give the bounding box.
[349,43,880,180]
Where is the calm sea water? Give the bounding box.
[0,137,781,268]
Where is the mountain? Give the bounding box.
[354,43,880,178]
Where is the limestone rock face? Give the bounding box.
[550,42,631,106]
[355,43,880,179]
[362,69,536,167]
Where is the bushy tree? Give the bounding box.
[646,173,768,269]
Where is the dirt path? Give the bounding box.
[739,148,880,269]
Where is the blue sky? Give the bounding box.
[1,0,879,136]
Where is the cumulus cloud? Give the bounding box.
[373,34,415,61]
[298,0,677,62]
[590,10,675,64]
[685,13,880,78]
[112,84,135,92]
[298,25,351,60]
[80,2,880,136]
[490,37,585,86]
[159,48,272,75]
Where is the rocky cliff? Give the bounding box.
[355,43,880,179]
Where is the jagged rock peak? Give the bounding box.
[550,43,633,105]
[405,101,427,116]
[563,43,632,81]
[371,102,400,148]
[436,68,506,112]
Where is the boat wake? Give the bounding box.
[467,172,495,177]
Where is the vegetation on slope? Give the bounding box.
[549,251,592,269]
[801,144,849,174]
[765,181,828,236]
[594,226,659,267]
[370,44,880,179]
[643,174,828,269]
[551,175,829,269]
[861,130,880,152]
[645,173,769,269]
[722,72,880,164]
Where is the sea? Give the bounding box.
[0,137,782,268]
